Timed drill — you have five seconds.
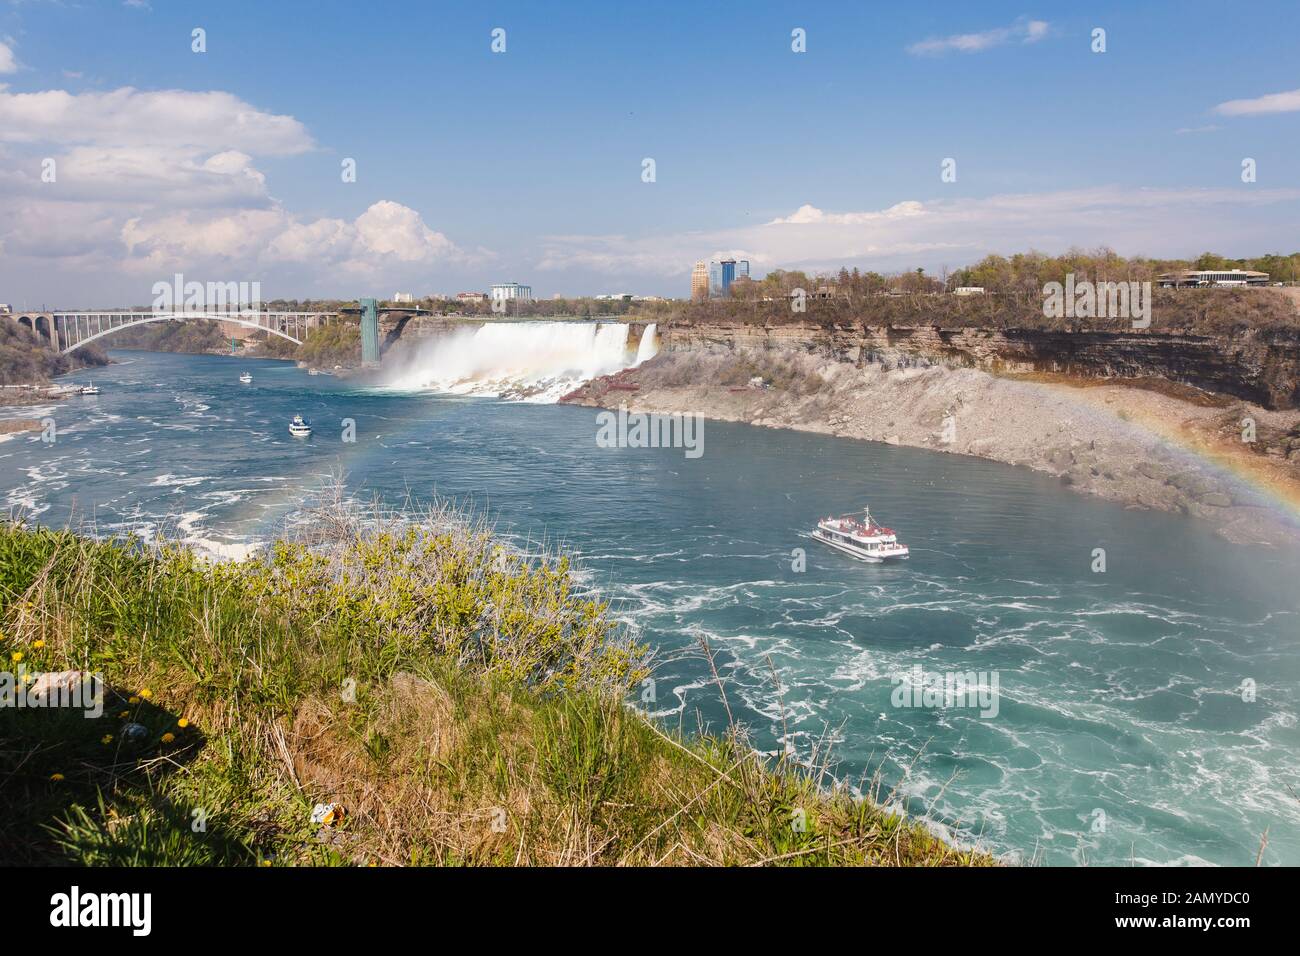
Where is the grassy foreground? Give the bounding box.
[0,500,989,866]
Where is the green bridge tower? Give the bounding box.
[360,297,380,366]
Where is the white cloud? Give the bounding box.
[0,146,271,207]
[537,187,1300,279]
[112,201,474,276]
[1213,88,1300,116]
[0,85,482,295]
[769,201,926,226]
[907,18,1049,56]
[0,87,314,155]
[351,200,457,264]
[0,39,18,75]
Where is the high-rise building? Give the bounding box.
[690,261,709,300]
[721,260,737,295]
[737,260,750,279]
[708,261,722,298]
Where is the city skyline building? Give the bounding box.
[490,282,533,303]
[721,260,736,296]
[691,261,709,300]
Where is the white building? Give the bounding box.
[953,286,986,296]
[392,292,415,304]
[1157,269,1269,288]
[491,282,533,302]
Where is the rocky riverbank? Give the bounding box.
[0,417,43,438]
[563,349,1300,548]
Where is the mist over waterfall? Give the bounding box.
[380,321,656,402]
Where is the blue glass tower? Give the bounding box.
[721,260,737,296]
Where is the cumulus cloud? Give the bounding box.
[113,201,472,276]
[537,187,1300,279]
[907,18,1049,56]
[0,87,313,154]
[351,200,457,263]
[0,146,271,207]
[0,85,481,296]
[0,83,483,297]
[1213,88,1300,116]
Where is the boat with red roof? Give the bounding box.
[812,507,909,562]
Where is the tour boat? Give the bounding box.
[812,508,909,562]
[288,415,313,438]
[239,372,252,384]
[78,383,100,395]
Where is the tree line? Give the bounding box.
[702,248,1300,303]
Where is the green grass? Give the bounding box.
[0,497,992,867]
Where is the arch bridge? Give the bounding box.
[13,310,336,354]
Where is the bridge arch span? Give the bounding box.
[59,313,305,354]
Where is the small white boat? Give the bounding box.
[288,414,313,438]
[307,369,320,376]
[812,507,909,563]
[239,372,253,384]
[78,383,100,395]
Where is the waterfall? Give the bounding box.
[634,323,659,365]
[380,321,634,402]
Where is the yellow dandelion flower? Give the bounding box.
[49,773,64,782]
[10,652,22,663]
[177,717,189,728]
[32,640,45,649]
[128,696,140,705]
[138,688,153,699]
[161,733,175,744]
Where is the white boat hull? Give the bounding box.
[812,529,909,563]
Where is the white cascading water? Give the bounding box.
[634,323,659,365]
[381,321,646,403]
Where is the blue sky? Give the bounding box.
[1,0,1298,306]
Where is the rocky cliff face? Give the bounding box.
[658,321,1300,410]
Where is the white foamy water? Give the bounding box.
[381,321,641,402]
[634,323,659,365]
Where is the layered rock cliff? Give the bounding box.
[656,320,1300,410]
